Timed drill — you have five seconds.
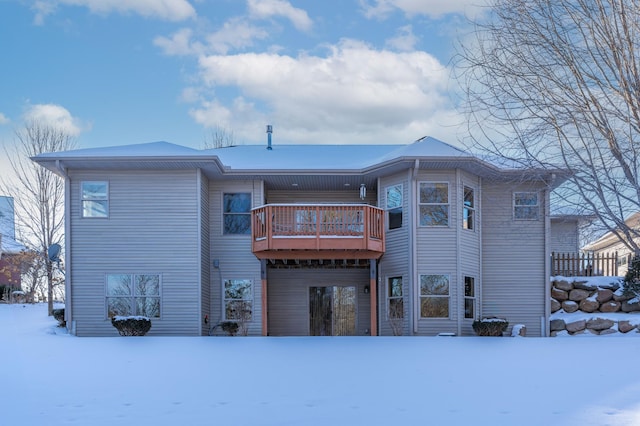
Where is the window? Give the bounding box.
[81,181,108,218]
[106,274,160,318]
[464,276,476,319]
[223,193,251,234]
[387,276,404,319]
[223,279,253,321]
[386,184,403,230]
[463,186,475,230]
[420,274,449,318]
[419,182,449,226]
[514,192,539,220]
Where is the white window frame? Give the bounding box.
[463,186,475,230]
[105,273,161,319]
[81,181,109,218]
[223,278,254,322]
[386,276,404,320]
[464,276,476,320]
[513,192,540,220]
[222,193,252,235]
[418,182,449,227]
[419,274,450,319]
[386,184,403,230]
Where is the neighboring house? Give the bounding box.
[582,212,640,276]
[550,211,595,254]
[31,136,567,337]
[0,196,26,296]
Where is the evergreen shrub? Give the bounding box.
[111,316,152,336]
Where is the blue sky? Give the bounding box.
[0,0,485,154]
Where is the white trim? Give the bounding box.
[80,180,109,218]
[418,273,451,319]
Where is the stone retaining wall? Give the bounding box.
[550,278,640,336]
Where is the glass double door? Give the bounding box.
[309,286,357,336]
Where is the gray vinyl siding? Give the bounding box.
[266,190,376,205]
[209,180,262,335]
[378,172,410,336]
[68,170,201,336]
[481,182,547,337]
[459,172,481,336]
[414,171,458,335]
[267,268,371,336]
[550,220,579,253]
[199,171,210,335]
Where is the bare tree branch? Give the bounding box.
[454,0,640,251]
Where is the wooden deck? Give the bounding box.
[251,204,385,260]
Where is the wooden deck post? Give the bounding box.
[261,259,268,336]
[370,259,377,336]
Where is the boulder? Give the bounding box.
[595,289,613,303]
[511,324,526,337]
[598,281,621,291]
[550,319,566,332]
[621,300,640,312]
[561,300,579,313]
[618,320,636,333]
[573,281,597,291]
[551,298,561,313]
[553,280,574,291]
[565,320,586,333]
[613,291,633,302]
[599,301,621,313]
[599,328,617,336]
[586,318,615,331]
[551,287,569,301]
[569,289,590,302]
[579,298,599,313]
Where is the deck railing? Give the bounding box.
[551,251,626,277]
[252,204,384,258]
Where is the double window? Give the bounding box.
[81,181,108,218]
[386,184,403,230]
[419,182,449,226]
[514,192,539,220]
[223,193,251,234]
[419,274,450,318]
[223,279,253,321]
[106,274,160,318]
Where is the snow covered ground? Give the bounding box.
[3,303,640,425]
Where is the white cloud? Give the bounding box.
[190,39,463,145]
[0,113,10,125]
[35,0,196,22]
[247,0,313,32]
[385,25,418,51]
[360,0,488,19]
[154,28,205,56]
[22,104,84,136]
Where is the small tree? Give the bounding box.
[623,254,640,299]
[1,121,75,314]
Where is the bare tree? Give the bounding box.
[1,121,75,314]
[455,0,640,250]
[202,125,235,149]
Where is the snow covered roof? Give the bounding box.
[31,136,566,189]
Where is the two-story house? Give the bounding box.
[32,135,566,337]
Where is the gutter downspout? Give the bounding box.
[543,180,553,337]
[411,159,419,335]
[55,160,74,335]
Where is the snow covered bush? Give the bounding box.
[221,321,239,336]
[52,308,65,327]
[111,316,152,336]
[472,317,509,336]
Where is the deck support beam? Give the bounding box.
[369,259,377,336]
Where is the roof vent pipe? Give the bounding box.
[266,125,273,150]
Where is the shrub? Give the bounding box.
[221,321,239,336]
[52,308,66,327]
[623,255,640,298]
[472,317,509,336]
[111,316,152,336]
